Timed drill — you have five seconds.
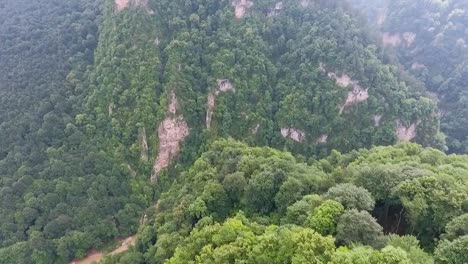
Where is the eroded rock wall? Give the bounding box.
[206,80,236,129]
[151,92,189,182]
[232,0,254,19]
[396,120,420,142]
[281,128,306,142]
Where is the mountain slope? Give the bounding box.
[350,0,468,153]
[0,0,460,263]
[86,0,445,186]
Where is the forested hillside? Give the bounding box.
[0,1,150,263]
[350,0,468,154]
[86,0,445,187]
[101,140,468,263]
[0,0,466,263]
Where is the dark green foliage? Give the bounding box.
[350,0,468,154]
[1,0,467,263]
[336,209,384,247]
[326,183,375,211]
[0,0,151,262]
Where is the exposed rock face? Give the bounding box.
[151,92,189,182]
[300,0,311,8]
[108,103,114,116]
[115,0,151,13]
[402,32,416,46]
[232,0,254,19]
[328,72,353,87]
[251,124,260,134]
[206,93,216,129]
[382,32,402,47]
[138,127,149,161]
[168,91,178,114]
[340,86,369,114]
[217,79,235,93]
[115,0,130,12]
[206,79,236,129]
[268,2,283,17]
[382,32,416,47]
[127,164,137,178]
[396,120,420,142]
[328,72,369,114]
[317,134,328,144]
[377,8,387,26]
[411,62,426,70]
[281,128,306,142]
[373,115,382,127]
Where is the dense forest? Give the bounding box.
[101,140,468,264]
[350,0,468,154]
[0,0,466,263]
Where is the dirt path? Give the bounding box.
[70,236,136,264]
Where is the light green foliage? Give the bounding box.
[326,183,375,211]
[167,214,336,264]
[282,194,324,225]
[434,236,468,264]
[147,139,332,262]
[331,245,415,264]
[395,176,468,246]
[331,246,377,264]
[336,210,384,247]
[443,213,468,241]
[376,246,411,264]
[386,235,434,264]
[306,200,345,236]
[116,141,468,263]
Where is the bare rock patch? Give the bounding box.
[317,134,328,144]
[300,0,311,8]
[396,120,420,142]
[268,2,283,17]
[251,124,260,134]
[382,32,416,47]
[206,93,216,129]
[281,128,306,142]
[206,80,236,129]
[373,115,382,127]
[411,62,426,70]
[403,32,416,46]
[382,32,402,47]
[327,72,369,114]
[232,0,254,19]
[340,86,369,114]
[151,92,189,182]
[138,127,149,161]
[377,8,387,26]
[115,0,152,14]
[127,164,137,178]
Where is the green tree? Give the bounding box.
[326,183,375,211]
[434,236,468,264]
[336,210,384,247]
[442,213,468,241]
[306,200,345,236]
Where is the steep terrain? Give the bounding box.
[86,0,445,190]
[350,0,468,154]
[0,0,466,263]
